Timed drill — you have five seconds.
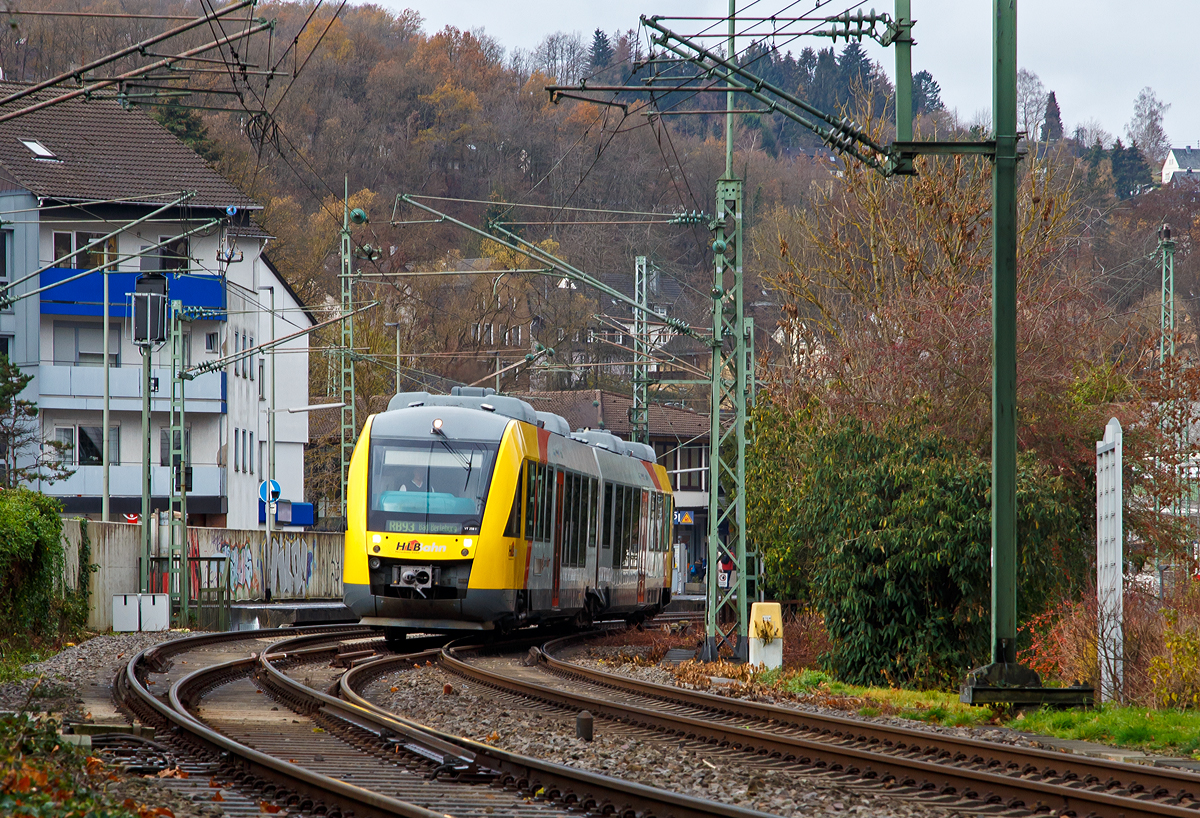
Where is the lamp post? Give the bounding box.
[258,285,275,601]
[384,321,401,394]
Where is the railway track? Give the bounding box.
[115,626,773,818]
[346,633,1200,818]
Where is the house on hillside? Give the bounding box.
[0,83,313,529]
[516,389,712,568]
[1162,146,1200,185]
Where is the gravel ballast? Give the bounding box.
[367,656,974,817]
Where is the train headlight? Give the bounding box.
[431,418,444,434]
[368,556,381,570]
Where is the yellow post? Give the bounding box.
[749,602,783,669]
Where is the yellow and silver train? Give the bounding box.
[343,387,673,643]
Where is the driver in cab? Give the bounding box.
[398,466,426,492]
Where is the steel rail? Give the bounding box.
[120,626,447,818]
[435,641,1200,818]
[536,633,1200,805]
[312,641,777,818]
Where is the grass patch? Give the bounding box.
[676,662,1001,727]
[1014,706,1200,757]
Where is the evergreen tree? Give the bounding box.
[151,104,221,165]
[0,354,72,488]
[1040,91,1063,141]
[836,42,872,106]
[588,29,613,71]
[1110,139,1152,199]
[912,70,944,114]
[807,47,839,114]
[796,47,818,90]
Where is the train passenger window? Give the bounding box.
[612,486,625,566]
[587,478,598,556]
[562,473,576,566]
[601,483,614,549]
[539,467,554,542]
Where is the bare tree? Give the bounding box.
[1016,68,1046,139]
[1126,86,1171,164]
[1073,118,1112,149]
[533,31,586,85]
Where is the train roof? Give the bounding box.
[381,387,657,464]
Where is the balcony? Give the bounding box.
[39,365,226,413]
[43,464,226,498]
[38,269,225,319]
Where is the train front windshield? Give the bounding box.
[367,437,499,534]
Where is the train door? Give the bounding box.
[552,469,565,608]
[637,488,649,604]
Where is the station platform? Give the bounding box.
[231,600,358,630]
[665,594,706,612]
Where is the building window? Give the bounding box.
[54,427,74,465]
[484,323,493,345]
[77,425,119,466]
[259,360,265,400]
[74,233,118,271]
[53,232,72,264]
[205,332,219,353]
[233,427,240,472]
[53,322,120,367]
[159,428,191,467]
[0,336,11,360]
[158,236,189,272]
[0,231,9,282]
[471,323,480,342]
[249,432,254,474]
[248,336,254,380]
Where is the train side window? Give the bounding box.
[504,466,522,538]
[569,474,582,567]
[601,483,614,550]
[612,486,624,566]
[564,473,577,566]
[537,466,550,541]
[652,491,662,554]
[587,478,598,557]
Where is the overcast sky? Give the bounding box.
[373,0,1197,151]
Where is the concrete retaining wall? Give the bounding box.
[61,520,345,630]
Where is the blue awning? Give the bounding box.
[38,268,226,319]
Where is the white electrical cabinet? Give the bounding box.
[112,595,141,632]
[139,594,170,632]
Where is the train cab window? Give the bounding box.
[504,467,522,538]
[367,437,499,534]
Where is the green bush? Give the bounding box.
[753,413,1088,688]
[0,489,83,642]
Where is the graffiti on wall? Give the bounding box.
[184,528,343,601]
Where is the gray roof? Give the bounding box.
[0,82,257,210]
[1169,147,1200,171]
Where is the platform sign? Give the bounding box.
[259,479,281,505]
[673,510,694,525]
[124,513,140,524]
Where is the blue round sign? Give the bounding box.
[259,479,281,504]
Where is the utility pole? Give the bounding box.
[1158,223,1177,594]
[990,0,1019,671]
[701,0,750,662]
[631,256,650,445]
[339,183,366,525]
[133,273,167,593]
[385,321,401,394]
[101,259,110,522]
[167,300,190,625]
